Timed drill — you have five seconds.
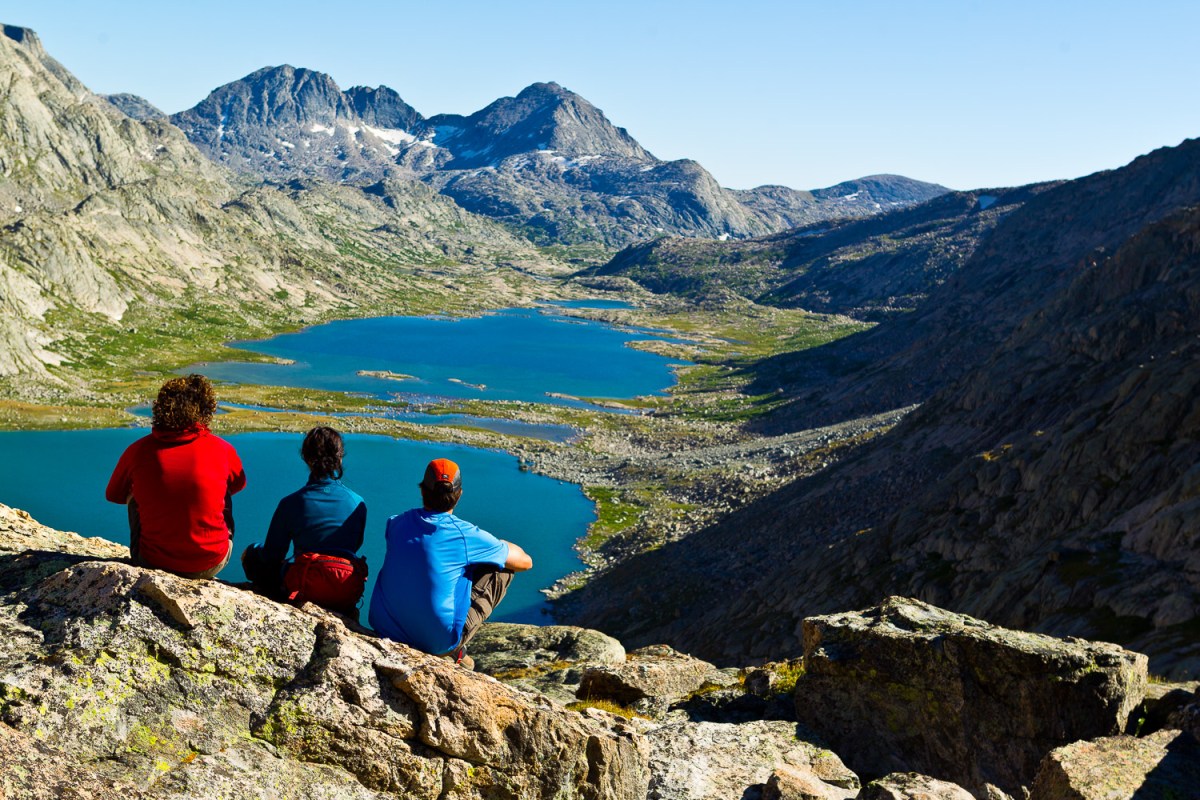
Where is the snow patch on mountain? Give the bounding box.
[364,125,416,145]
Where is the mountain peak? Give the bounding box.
[105,93,165,121]
[2,24,41,53]
[427,81,654,167]
[517,81,568,97]
[345,84,423,131]
[2,23,87,95]
[174,64,355,136]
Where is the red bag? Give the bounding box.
[284,550,368,614]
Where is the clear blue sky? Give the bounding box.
[10,1,1200,191]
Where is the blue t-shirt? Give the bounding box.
[261,478,367,564]
[368,508,509,654]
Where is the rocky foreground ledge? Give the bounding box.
[1,503,1198,799]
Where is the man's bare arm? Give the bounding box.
[503,541,533,572]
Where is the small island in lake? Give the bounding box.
[357,369,416,382]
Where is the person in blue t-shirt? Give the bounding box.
[369,457,532,667]
[242,426,367,602]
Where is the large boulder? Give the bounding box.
[1029,729,1200,799]
[0,504,648,799]
[795,597,1147,797]
[857,772,975,800]
[577,644,738,718]
[644,720,859,800]
[470,621,626,704]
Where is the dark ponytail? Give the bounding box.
[301,426,344,481]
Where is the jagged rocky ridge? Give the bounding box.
[105,92,166,120]
[4,503,1198,799]
[170,67,948,247]
[0,25,546,381]
[560,139,1200,677]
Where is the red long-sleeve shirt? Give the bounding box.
[106,425,246,574]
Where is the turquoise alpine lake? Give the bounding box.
[0,429,593,624]
[1,306,685,627]
[189,306,687,407]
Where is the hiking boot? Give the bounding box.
[452,646,474,670]
[441,647,475,670]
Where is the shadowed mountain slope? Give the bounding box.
[748,137,1200,433]
[561,143,1200,678]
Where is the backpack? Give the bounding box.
[283,549,368,614]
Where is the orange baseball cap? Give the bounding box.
[421,458,462,490]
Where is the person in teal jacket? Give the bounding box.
[243,426,366,600]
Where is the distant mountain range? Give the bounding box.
[0,23,945,381]
[590,182,1057,317]
[166,66,949,247]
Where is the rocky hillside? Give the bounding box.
[735,174,960,233]
[561,141,1200,678]
[0,25,546,383]
[5,504,1197,799]
[592,183,1055,317]
[749,136,1200,432]
[171,68,948,248]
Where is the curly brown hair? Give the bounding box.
[152,374,217,431]
[301,426,345,480]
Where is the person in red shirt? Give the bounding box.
[106,374,246,579]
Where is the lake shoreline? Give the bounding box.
[0,296,878,625]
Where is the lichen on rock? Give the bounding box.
[794,596,1148,797]
[0,502,648,799]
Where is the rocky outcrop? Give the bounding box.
[9,503,1200,799]
[577,644,738,719]
[793,598,1147,797]
[0,505,648,798]
[469,621,626,704]
[644,720,858,800]
[857,773,975,800]
[1029,729,1200,800]
[472,621,627,671]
